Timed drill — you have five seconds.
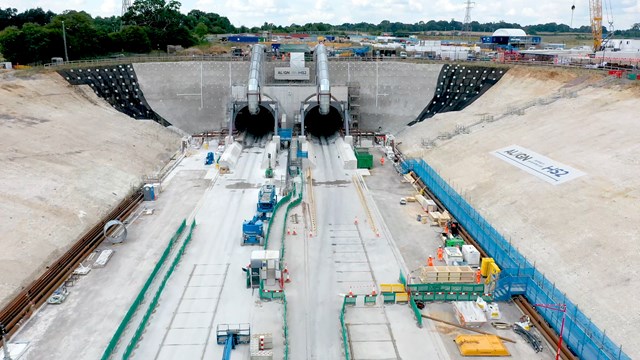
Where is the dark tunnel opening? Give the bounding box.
[234,105,275,136]
[304,105,343,137]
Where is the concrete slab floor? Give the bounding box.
[348,323,393,342]
[351,341,397,360]
[130,146,285,360]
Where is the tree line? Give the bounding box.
[0,1,236,64]
[1,0,639,65]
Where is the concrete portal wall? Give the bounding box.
[262,85,347,126]
[134,61,442,135]
[329,62,443,133]
[134,62,249,134]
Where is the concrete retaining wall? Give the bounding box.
[329,62,443,133]
[133,62,249,134]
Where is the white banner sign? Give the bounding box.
[274,67,310,80]
[492,145,585,185]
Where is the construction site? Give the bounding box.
[0,6,639,359]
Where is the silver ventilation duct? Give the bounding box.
[315,44,331,115]
[247,44,264,115]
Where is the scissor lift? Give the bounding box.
[216,323,251,360]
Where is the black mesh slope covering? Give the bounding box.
[57,64,169,126]
[409,64,507,126]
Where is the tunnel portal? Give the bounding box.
[304,105,343,137]
[234,105,275,136]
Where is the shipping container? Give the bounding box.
[228,36,260,43]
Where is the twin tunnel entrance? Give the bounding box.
[234,104,343,137]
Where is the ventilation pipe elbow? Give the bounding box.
[315,44,331,115]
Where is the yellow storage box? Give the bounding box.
[454,335,510,356]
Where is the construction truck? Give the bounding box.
[256,184,277,220]
[242,215,264,246]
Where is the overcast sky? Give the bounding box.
[1,0,638,30]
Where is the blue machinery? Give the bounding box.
[216,323,250,360]
[241,184,277,246]
[257,184,277,216]
[205,152,214,165]
[241,215,264,246]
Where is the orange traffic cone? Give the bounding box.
[292,228,297,235]
[371,286,377,296]
[287,228,291,235]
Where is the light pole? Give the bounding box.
[534,303,567,360]
[62,20,69,62]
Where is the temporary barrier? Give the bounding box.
[101,219,188,360]
[402,158,630,360]
[408,282,485,293]
[364,294,377,305]
[382,292,396,304]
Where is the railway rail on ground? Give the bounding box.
[0,191,143,346]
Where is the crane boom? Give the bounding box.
[589,0,603,51]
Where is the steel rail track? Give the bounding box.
[0,190,143,346]
[406,170,576,359]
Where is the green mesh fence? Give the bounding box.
[264,192,292,250]
[340,297,351,360]
[409,296,423,328]
[398,270,407,286]
[101,219,187,360]
[282,293,289,360]
[122,219,196,359]
[280,174,303,360]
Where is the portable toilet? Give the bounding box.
[143,184,155,201]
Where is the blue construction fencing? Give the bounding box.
[402,158,629,360]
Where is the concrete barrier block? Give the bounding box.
[344,135,353,146]
[336,137,357,170]
[219,141,243,170]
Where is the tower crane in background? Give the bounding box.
[588,0,614,52]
